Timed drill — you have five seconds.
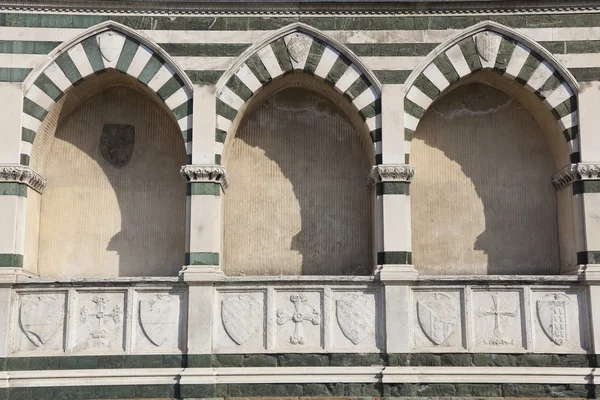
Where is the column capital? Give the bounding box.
[0,164,47,194]
[552,163,600,190]
[367,164,415,187]
[180,164,229,190]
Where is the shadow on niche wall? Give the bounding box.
[224,87,372,276]
[411,82,560,275]
[40,84,186,277]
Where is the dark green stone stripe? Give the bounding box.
[405,128,415,141]
[347,42,438,57]
[33,73,63,102]
[81,37,104,73]
[246,53,271,85]
[172,99,193,121]
[376,182,410,195]
[377,251,412,265]
[551,96,578,120]
[570,67,600,82]
[404,154,410,164]
[55,52,82,84]
[371,128,382,142]
[565,126,579,142]
[186,154,192,164]
[374,70,410,84]
[22,128,36,144]
[433,52,459,85]
[345,75,370,101]
[270,38,293,73]
[0,182,27,197]
[404,98,425,119]
[376,154,383,165]
[215,154,222,165]
[0,67,31,82]
[2,13,109,28]
[215,129,227,143]
[536,73,563,100]
[412,74,440,102]
[578,251,600,265]
[182,129,193,143]
[187,182,221,196]
[159,43,248,57]
[0,40,60,54]
[494,37,517,73]
[303,39,326,75]
[137,55,164,85]
[186,252,219,265]
[566,40,600,54]
[0,254,23,267]
[216,98,238,121]
[3,354,185,371]
[516,52,542,86]
[571,152,581,163]
[573,181,600,195]
[457,37,482,73]
[186,69,223,84]
[359,98,380,120]
[20,154,30,166]
[23,97,48,121]
[12,384,177,400]
[115,38,139,73]
[157,75,184,101]
[324,55,351,86]
[226,74,253,102]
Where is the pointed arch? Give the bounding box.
[214,22,382,165]
[20,21,193,165]
[403,21,580,162]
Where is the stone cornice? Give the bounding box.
[181,165,229,190]
[367,164,414,186]
[0,165,47,194]
[552,163,600,190]
[1,1,600,15]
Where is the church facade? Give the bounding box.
[0,0,600,398]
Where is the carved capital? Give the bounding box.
[552,163,600,190]
[367,164,415,186]
[0,165,47,193]
[180,165,229,190]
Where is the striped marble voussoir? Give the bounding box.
[404,28,579,162]
[20,25,193,166]
[215,29,382,165]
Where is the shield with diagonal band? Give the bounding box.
[336,294,374,345]
[417,293,458,345]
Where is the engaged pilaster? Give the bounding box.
[180,164,228,282]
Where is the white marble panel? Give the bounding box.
[133,290,185,353]
[412,289,465,351]
[472,289,526,352]
[531,289,589,353]
[73,290,126,353]
[215,290,266,351]
[330,290,380,351]
[12,291,67,354]
[275,290,323,351]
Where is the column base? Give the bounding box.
[376,264,418,282]
[0,268,39,285]
[564,264,600,281]
[180,265,224,283]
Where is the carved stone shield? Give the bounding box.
[99,124,135,167]
[336,294,374,345]
[96,31,126,62]
[417,293,458,345]
[140,295,179,347]
[221,295,261,345]
[285,33,312,64]
[537,293,570,346]
[474,31,498,63]
[19,295,64,347]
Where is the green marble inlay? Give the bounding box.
[345,75,370,101]
[186,69,224,84]
[159,43,248,57]
[23,97,48,121]
[115,38,139,74]
[226,74,253,102]
[303,39,326,75]
[494,37,517,73]
[33,73,63,102]
[157,75,184,101]
[246,53,271,85]
[0,183,27,197]
[324,55,351,86]
[137,54,164,85]
[216,97,238,121]
[377,251,412,265]
[215,129,227,143]
[0,254,23,267]
[0,40,60,54]
[578,251,600,264]
[516,52,542,85]
[374,70,410,84]
[0,67,31,82]
[413,74,440,103]
[21,128,36,144]
[573,181,600,195]
[186,252,219,265]
[270,38,293,73]
[20,154,30,166]
[376,182,410,195]
[55,52,83,84]
[187,182,221,196]
[182,129,193,143]
[457,37,482,73]
[359,98,380,120]
[81,36,104,73]
[404,98,425,120]
[433,52,459,85]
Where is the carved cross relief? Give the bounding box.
[80,295,122,340]
[476,293,518,345]
[276,293,320,345]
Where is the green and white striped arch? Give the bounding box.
[404,22,580,163]
[20,21,193,166]
[215,23,382,165]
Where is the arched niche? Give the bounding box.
[24,70,186,277]
[222,71,375,276]
[410,70,573,275]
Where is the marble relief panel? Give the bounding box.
[216,290,267,351]
[13,291,67,354]
[472,289,526,352]
[73,290,126,353]
[133,290,186,352]
[531,289,589,353]
[275,290,323,351]
[331,290,380,351]
[412,289,465,351]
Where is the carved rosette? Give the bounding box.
[180,165,229,190]
[0,165,47,193]
[367,164,415,186]
[552,163,600,190]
